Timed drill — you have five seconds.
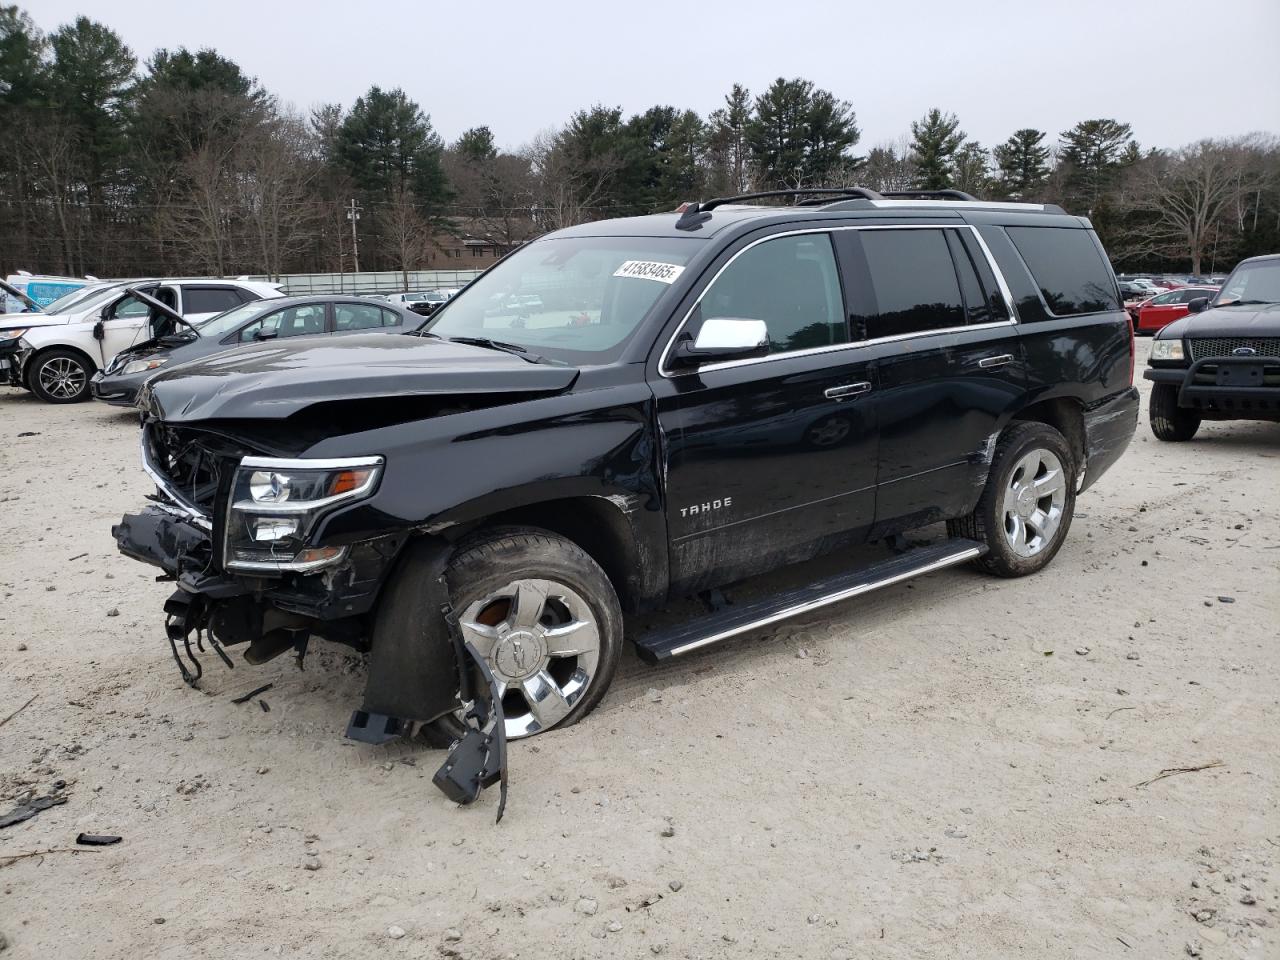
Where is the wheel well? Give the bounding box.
[461,497,645,612]
[1011,398,1085,468]
[25,343,98,387]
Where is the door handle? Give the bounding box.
[824,381,872,400]
[977,354,1014,369]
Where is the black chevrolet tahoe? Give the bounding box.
[1144,253,1280,440]
[114,188,1138,802]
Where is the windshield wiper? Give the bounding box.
[1218,299,1274,307]
[445,336,550,365]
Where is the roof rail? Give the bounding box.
[674,187,885,230]
[879,189,979,202]
[702,187,884,211]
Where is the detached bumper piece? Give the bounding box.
[432,634,508,822]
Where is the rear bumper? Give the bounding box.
[1144,360,1280,419]
[1081,387,1139,492]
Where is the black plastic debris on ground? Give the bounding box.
[75,833,121,846]
[0,790,67,829]
[230,683,273,704]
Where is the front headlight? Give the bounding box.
[1150,339,1185,362]
[223,456,383,572]
[0,328,29,343]
[121,357,169,376]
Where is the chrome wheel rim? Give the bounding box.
[38,357,86,399]
[1001,448,1067,558]
[458,578,601,739]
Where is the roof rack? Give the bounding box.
[878,189,979,201]
[674,187,885,230]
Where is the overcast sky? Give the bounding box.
[28,0,1280,153]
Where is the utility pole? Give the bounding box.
[347,199,363,273]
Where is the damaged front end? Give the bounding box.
[113,421,506,813]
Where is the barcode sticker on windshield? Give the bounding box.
[613,260,685,284]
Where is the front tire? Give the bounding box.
[1149,383,1200,441]
[947,422,1077,578]
[28,349,94,403]
[430,527,623,743]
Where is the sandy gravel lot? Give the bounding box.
[1,340,1277,960]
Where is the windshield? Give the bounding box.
[1215,260,1280,305]
[38,283,127,315]
[196,301,270,338]
[424,236,700,362]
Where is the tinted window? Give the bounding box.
[1151,291,1179,305]
[945,231,993,325]
[700,233,845,353]
[958,231,1010,322]
[858,229,965,338]
[184,287,247,315]
[334,303,388,331]
[238,304,327,342]
[1006,226,1119,315]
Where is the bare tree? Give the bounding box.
[244,112,321,278]
[381,184,432,289]
[1122,136,1268,274]
[525,127,622,231]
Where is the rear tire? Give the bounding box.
[1149,383,1200,441]
[28,349,94,403]
[947,422,1077,578]
[426,527,623,744]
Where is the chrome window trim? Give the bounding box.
[658,223,1022,378]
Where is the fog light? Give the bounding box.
[252,517,299,541]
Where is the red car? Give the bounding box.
[1134,287,1219,333]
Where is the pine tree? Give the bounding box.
[910,109,964,190]
[993,128,1050,200]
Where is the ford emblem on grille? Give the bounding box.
[1232,346,1258,356]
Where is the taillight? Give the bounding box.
[1127,316,1136,385]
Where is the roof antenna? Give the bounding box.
[674,201,712,231]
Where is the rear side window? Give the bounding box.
[700,233,846,353]
[1006,227,1119,316]
[184,287,247,315]
[857,229,965,338]
[334,303,391,331]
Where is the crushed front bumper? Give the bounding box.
[1,340,29,387]
[112,505,506,812]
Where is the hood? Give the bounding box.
[0,312,71,331]
[1161,302,1280,339]
[140,334,580,422]
[106,331,205,372]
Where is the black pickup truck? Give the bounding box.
[114,188,1138,804]
[1145,253,1280,440]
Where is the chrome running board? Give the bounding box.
[634,539,984,663]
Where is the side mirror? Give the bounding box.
[254,329,278,341]
[92,320,104,341]
[670,317,769,368]
[1186,297,1209,314]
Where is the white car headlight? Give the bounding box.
[1150,339,1185,362]
[224,456,383,573]
[0,327,29,343]
[121,358,169,376]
